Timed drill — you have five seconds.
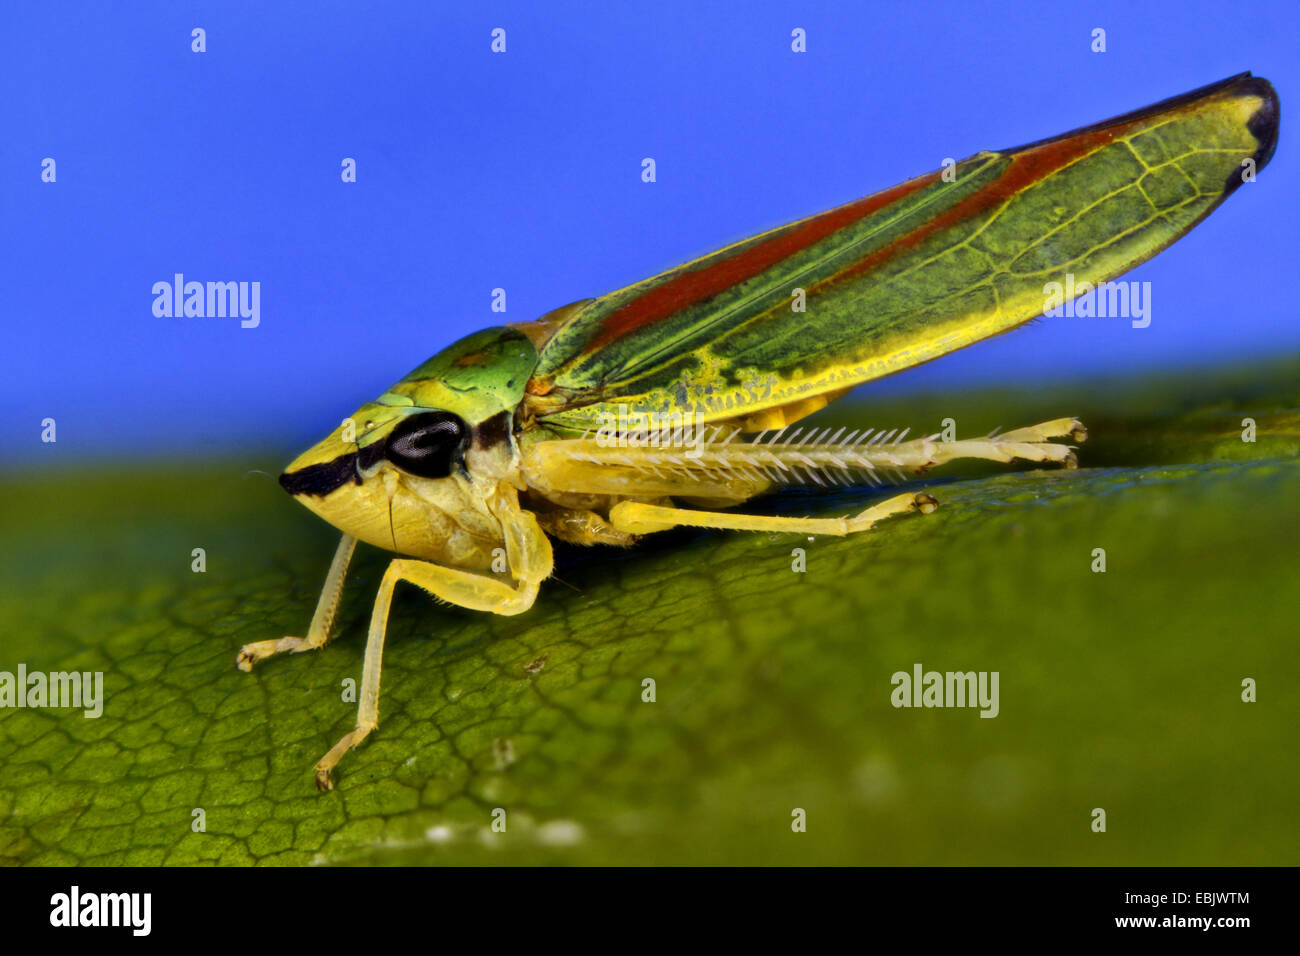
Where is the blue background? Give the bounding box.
[4,0,1296,463]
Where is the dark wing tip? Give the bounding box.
[1242,75,1280,172]
[1002,72,1281,172]
[1220,73,1279,197]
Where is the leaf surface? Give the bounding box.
[1,362,1296,865]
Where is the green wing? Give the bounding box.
[521,73,1278,436]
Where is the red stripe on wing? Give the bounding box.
[582,170,940,356]
[825,123,1134,289]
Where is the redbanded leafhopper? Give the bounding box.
[239,73,1278,789]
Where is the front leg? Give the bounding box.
[314,484,553,790]
[236,533,358,671]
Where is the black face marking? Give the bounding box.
[472,410,514,452]
[279,430,393,497]
[384,411,467,479]
[357,440,386,472]
[279,454,359,497]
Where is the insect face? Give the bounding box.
[277,327,539,568]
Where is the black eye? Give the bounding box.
[384,412,466,478]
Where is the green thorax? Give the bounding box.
[377,326,538,424]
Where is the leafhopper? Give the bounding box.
[239,74,1278,789]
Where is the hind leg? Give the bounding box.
[608,491,937,537]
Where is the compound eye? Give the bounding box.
[384,412,466,478]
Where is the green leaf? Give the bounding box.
[2,359,1297,864]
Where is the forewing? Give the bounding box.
[525,73,1278,435]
